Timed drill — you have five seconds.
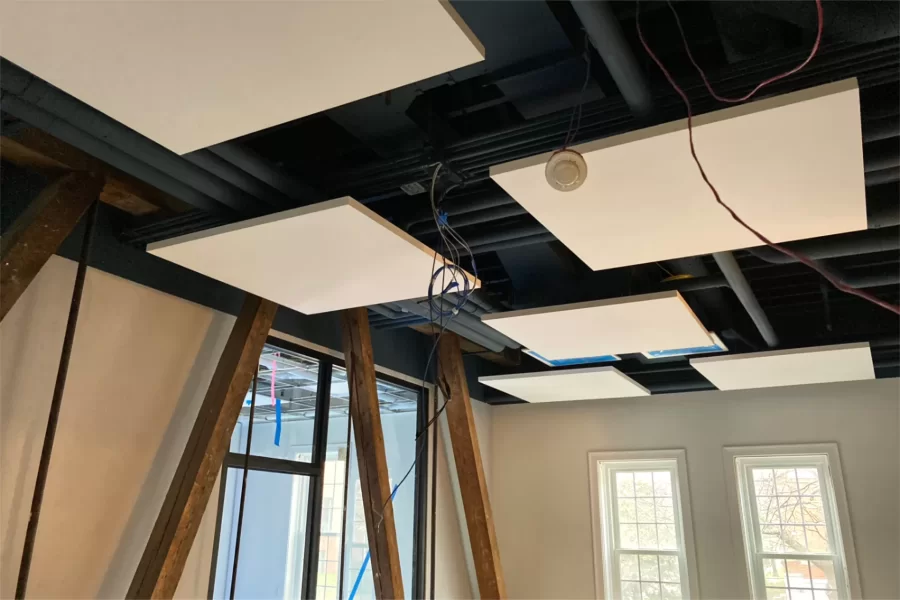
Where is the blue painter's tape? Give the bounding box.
[274,397,282,446]
[644,344,725,358]
[524,348,620,367]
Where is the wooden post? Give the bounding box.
[127,294,278,599]
[0,172,104,323]
[437,332,507,599]
[341,307,404,599]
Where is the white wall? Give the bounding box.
[1,255,232,598]
[487,378,900,600]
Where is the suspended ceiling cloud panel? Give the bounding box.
[690,342,875,391]
[148,198,479,315]
[0,0,484,154]
[479,366,650,403]
[481,291,712,360]
[490,80,866,271]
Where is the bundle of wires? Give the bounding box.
[348,163,478,600]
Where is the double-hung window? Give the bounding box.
[589,450,698,600]
[728,446,859,600]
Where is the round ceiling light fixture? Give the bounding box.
[545,149,587,192]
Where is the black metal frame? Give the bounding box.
[207,336,430,599]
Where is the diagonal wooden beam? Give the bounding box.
[127,294,278,599]
[1,127,185,215]
[341,307,405,599]
[437,332,507,599]
[0,171,104,323]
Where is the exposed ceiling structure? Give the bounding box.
[1,0,897,402]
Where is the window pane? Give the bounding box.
[811,560,837,590]
[620,523,639,548]
[786,559,812,589]
[758,495,780,525]
[782,526,808,553]
[638,524,658,549]
[790,589,813,600]
[763,558,787,587]
[662,583,681,600]
[642,582,661,600]
[766,588,789,600]
[622,581,642,600]
[636,498,655,523]
[340,373,419,600]
[230,346,321,461]
[618,472,636,497]
[213,468,310,599]
[776,469,800,495]
[620,554,640,581]
[802,496,825,525]
[806,526,830,553]
[619,498,637,523]
[653,471,673,497]
[639,554,659,582]
[796,468,820,496]
[658,524,677,550]
[753,469,776,496]
[634,472,654,496]
[656,498,674,523]
[659,555,680,583]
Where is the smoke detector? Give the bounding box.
[545,149,587,192]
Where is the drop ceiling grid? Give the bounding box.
[481,291,713,360]
[148,197,478,315]
[690,342,875,391]
[489,80,867,271]
[479,366,650,403]
[0,0,484,153]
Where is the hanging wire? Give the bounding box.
[348,163,476,600]
[229,369,259,600]
[563,31,594,148]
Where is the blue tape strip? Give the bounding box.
[274,397,282,446]
[347,483,402,600]
[524,348,620,367]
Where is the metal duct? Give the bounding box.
[713,252,779,347]
[570,0,654,115]
[0,59,283,215]
[402,191,516,231]
[410,204,528,236]
[389,300,507,353]
[748,226,900,264]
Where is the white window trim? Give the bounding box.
[588,449,700,600]
[723,443,862,599]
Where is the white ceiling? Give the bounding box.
[481,291,712,360]
[691,342,875,391]
[0,0,484,154]
[148,197,478,315]
[479,366,650,403]
[490,80,867,270]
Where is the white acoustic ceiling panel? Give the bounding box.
[691,342,875,391]
[479,367,650,403]
[490,80,866,271]
[148,197,478,315]
[481,291,712,360]
[0,1,484,154]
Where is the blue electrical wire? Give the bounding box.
[347,482,402,600]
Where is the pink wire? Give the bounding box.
[271,352,278,406]
[635,0,900,316]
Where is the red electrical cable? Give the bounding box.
[635,0,900,316]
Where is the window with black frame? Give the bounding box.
[209,340,426,600]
